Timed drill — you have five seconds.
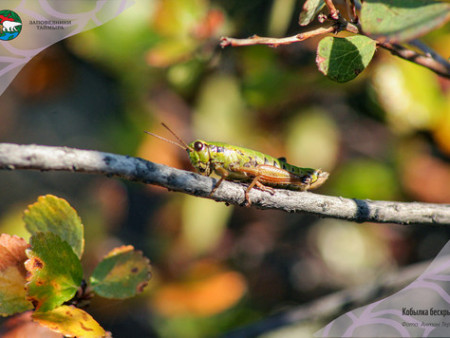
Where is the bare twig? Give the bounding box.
[220,8,450,78]
[220,26,335,48]
[223,259,432,337]
[380,42,450,79]
[0,143,450,225]
[348,0,359,23]
[324,0,339,20]
[408,39,450,70]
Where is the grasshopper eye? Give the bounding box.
[194,141,204,151]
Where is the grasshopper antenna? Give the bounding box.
[144,124,193,152]
[161,123,192,151]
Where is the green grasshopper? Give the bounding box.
[145,124,329,205]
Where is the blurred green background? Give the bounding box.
[0,0,449,337]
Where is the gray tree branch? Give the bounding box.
[0,143,449,225]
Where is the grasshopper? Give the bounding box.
[145,124,329,205]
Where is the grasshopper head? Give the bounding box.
[187,140,212,176]
[144,124,213,176]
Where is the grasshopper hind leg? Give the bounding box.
[208,164,276,207]
[245,176,275,206]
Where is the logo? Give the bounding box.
[0,10,22,41]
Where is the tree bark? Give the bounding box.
[0,143,449,225]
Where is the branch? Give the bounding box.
[220,26,335,48]
[223,259,431,337]
[408,39,449,67]
[220,14,450,79]
[324,0,339,20]
[347,0,359,23]
[1,143,449,225]
[380,42,450,79]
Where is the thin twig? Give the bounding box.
[324,0,339,20]
[220,10,450,78]
[0,143,449,225]
[348,0,359,23]
[408,39,450,70]
[380,42,450,79]
[220,26,335,48]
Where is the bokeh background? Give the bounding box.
[0,0,449,336]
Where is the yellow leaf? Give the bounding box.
[32,305,106,338]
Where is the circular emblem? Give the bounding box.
[0,10,22,41]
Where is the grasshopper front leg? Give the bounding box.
[208,165,228,198]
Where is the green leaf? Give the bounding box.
[0,234,33,316]
[299,0,325,26]
[316,35,376,82]
[361,0,450,43]
[32,305,106,338]
[90,245,151,299]
[24,195,84,258]
[25,232,83,312]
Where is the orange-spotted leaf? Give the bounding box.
[32,305,106,338]
[0,234,33,316]
[23,195,84,258]
[25,232,83,312]
[90,245,151,299]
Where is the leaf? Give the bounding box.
[24,195,84,258]
[299,0,325,26]
[32,305,106,338]
[25,232,83,312]
[361,0,450,43]
[316,35,376,82]
[0,234,33,316]
[90,245,151,299]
